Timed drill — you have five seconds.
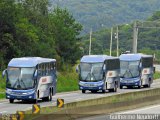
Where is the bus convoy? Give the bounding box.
[2,53,155,103]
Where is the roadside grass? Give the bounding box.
[154,71,160,80]
[0,93,5,99]
[57,72,78,92]
[0,71,5,92]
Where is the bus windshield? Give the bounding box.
[7,67,35,90]
[80,62,103,82]
[120,61,140,78]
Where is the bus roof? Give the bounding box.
[8,57,56,67]
[119,53,153,61]
[80,55,118,63]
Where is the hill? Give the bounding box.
[50,0,160,34]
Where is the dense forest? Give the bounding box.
[51,0,160,34]
[0,0,82,70]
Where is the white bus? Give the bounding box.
[120,54,155,89]
[2,57,57,103]
[77,55,120,93]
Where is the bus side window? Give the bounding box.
[54,62,56,70]
[42,64,45,76]
[46,63,49,75]
[38,64,42,76]
[48,63,51,75]
[44,63,47,76]
[51,62,54,75]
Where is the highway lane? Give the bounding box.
[0,79,160,114]
[78,104,160,120]
[119,104,160,114]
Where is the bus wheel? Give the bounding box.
[147,82,151,88]
[33,99,38,103]
[114,83,117,92]
[9,99,14,103]
[82,90,86,93]
[48,91,52,101]
[102,90,105,93]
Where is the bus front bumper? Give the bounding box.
[120,78,140,86]
[79,81,104,90]
[6,88,36,100]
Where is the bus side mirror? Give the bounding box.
[34,70,38,79]
[76,65,79,73]
[2,69,6,78]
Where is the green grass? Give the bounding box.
[0,93,5,99]
[154,71,160,80]
[0,71,6,93]
[57,72,79,92]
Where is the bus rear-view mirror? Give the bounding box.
[2,69,6,78]
[76,65,79,73]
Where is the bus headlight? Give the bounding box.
[6,89,12,94]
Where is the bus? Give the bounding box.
[2,57,57,103]
[119,53,155,89]
[76,55,120,93]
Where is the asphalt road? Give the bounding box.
[79,104,160,120]
[0,79,160,114]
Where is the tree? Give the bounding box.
[51,7,82,65]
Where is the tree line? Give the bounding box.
[81,11,160,62]
[0,0,82,70]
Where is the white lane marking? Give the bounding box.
[119,104,160,114]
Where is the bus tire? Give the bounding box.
[147,79,151,88]
[33,99,38,103]
[114,83,117,92]
[9,99,14,103]
[102,90,105,93]
[48,90,52,101]
[82,90,86,93]
[120,85,123,89]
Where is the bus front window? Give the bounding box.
[7,67,35,89]
[80,63,103,81]
[120,61,140,78]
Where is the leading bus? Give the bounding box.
[76,55,120,93]
[119,53,155,89]
[2,57,57,103]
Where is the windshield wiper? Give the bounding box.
[20,79,27,89]
[91,73,97,81]
[128,69,134,78]
[121,70,127,78]
[13,78,20,88]
[85,73,90,81]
